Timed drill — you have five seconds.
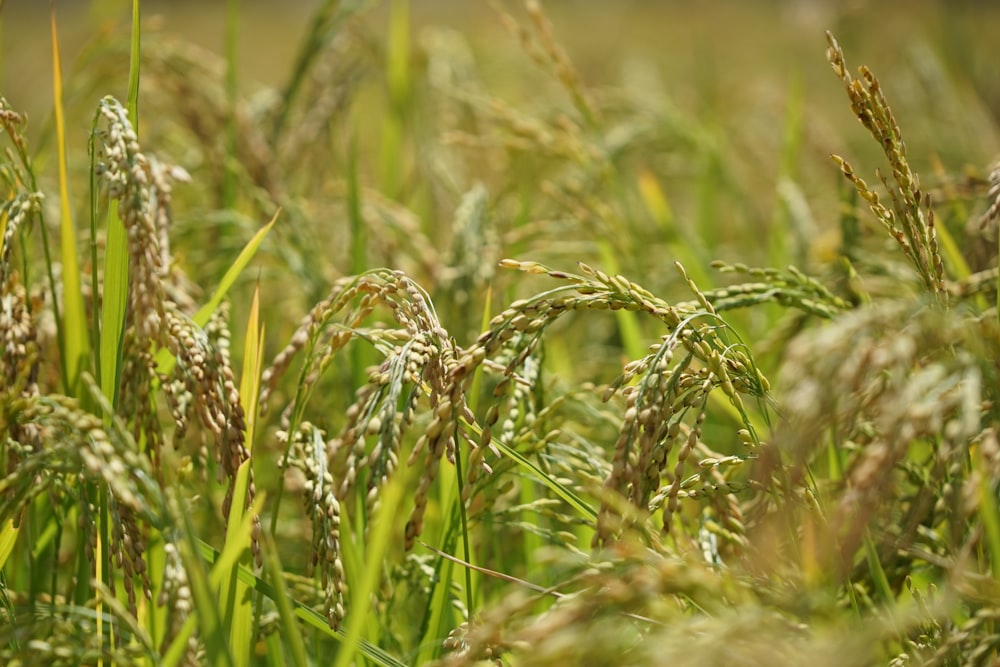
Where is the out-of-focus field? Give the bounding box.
[6,2,1000,144]
[4,1,999,249]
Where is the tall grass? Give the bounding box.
[1,1,1000,665]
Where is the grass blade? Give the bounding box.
[194,212,278,328]
[50,6,87,395]
[156,211,277,376]
[0,519,18,570]
[978,447,1000,583]
[240,285,265,450]
[219,461,256,667]
[222,284,265,667]
[334,467,408,667]
[98,196,128,407]
[259,532,309,667]
[492,439,597,522]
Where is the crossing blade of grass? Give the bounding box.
[165,493,264,667]
[492,439,597,523]
[126,0,140,116]
[334,466,409,667]
[415,458,460,666]
[258,531,308,667]
[194,212,278,328]
[863,528,894,606]
[50,7,87,395]
[156,211,277,376]
[219,461,256,667]
[197,533,406,667]
[416,293,493,664]
[222,284,264,667]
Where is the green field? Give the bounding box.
[2,1,1000,665]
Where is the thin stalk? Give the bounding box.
[450,423,475,626]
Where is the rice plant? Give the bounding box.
[1,2,999,666]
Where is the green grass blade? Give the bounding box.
[334,467,408,667]
[219,461,255,667]
[636,168,712,289]
[452,438,475,619]
[415,455,459,665]
[0,519,18,570]
[194,212,278,328]
[50,8,87,395]
[144,533,168,658]
[223,285,264,667]
[259,532,309,667]
[156,211,276,376]
[99,200,129,407]
[210,544,407,666]
[863,529,894,605]
[96,0,141,410]
[127,0,140,116]
[978,447,1000,583]
[492,439,597,522]
[240,285,264,450]
[165,494,264,667]
[348,127,364,277]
